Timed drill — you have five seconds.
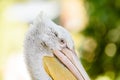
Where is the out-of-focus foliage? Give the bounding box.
[80,0,120,80]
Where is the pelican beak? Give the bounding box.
[53,48,90,80]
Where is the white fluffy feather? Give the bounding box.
[24,13,74,80]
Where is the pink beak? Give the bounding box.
[53,48,90,80]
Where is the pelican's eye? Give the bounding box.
[60,39,65,45]
[59,39,67,48]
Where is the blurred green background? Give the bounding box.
[0,0,120,80]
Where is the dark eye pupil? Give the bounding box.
[60,39,64,44]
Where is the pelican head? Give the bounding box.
[24,13,90,80]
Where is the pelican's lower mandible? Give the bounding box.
[43,47,90,80]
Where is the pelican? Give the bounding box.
[24,13,90,80]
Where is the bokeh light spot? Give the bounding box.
[105,43,117,57]
[95,75,111,80]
